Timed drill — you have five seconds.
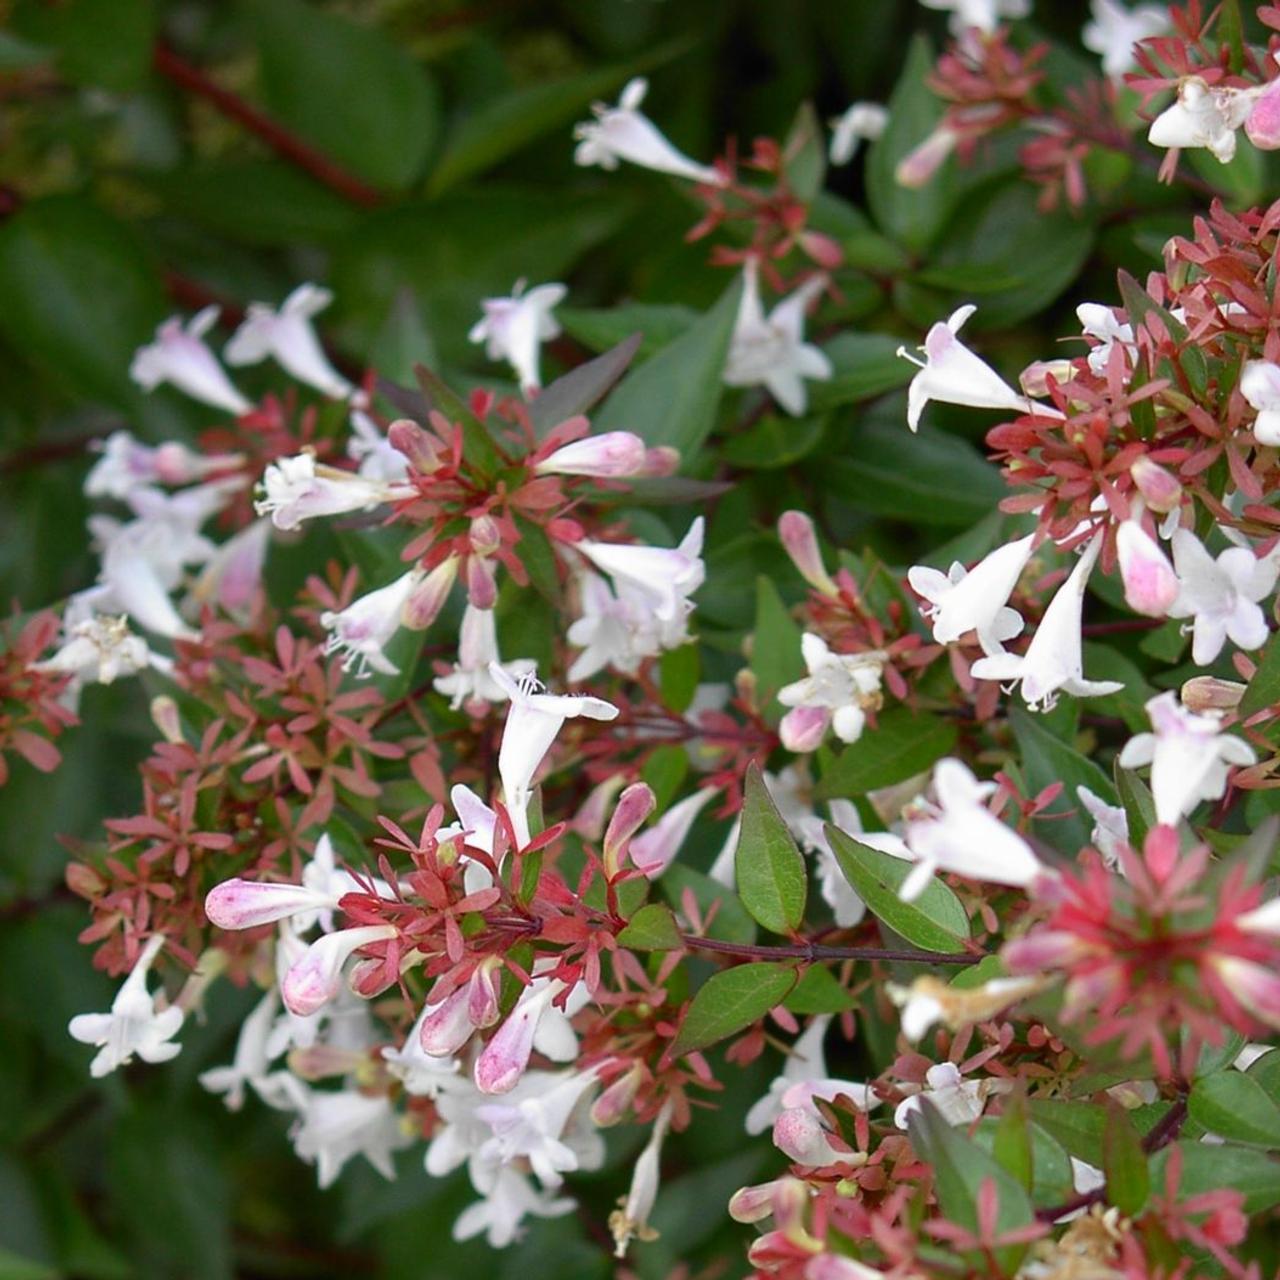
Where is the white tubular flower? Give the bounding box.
[898,305,1029,432]
[189,518,272,619]
[1117,516,1179,617]
[907,533,1034,656]
[828,102,888,165]
[1167,528,1278,665]
[488,666,619,848]
[86,431,243,500]
[289,1086,410,1188]
[1082,0,1169,79]
[1077,785,1128,868]
[723,260,832,416]
[535,431,647,478]
[1118,690,1257,825]
[475,1069,600,1188]
[199,989,280,1111]
[454,1160,576,1249]
[225,283,354,399]
[68,935,184,1078]
[381,999,462,1097]
[474,978,571,1095]
[1148,76,1261,165]
[1077,302,1136,373]
[894,1062,995,1129]
[773,1106,861,1167]
[777,633,885,753]
[575,517,706,629]
[469,280,567,390]
[34,615,161,696]
[745,1015,833,1136]
[970,535,1123,711]
[281,924,398,1017]
[255,453,406,531]
[919,0,1031,35]
[1240,360,1280,447]
[899,758,1044,901]
[434,605,534,712]
[320,568,423,678]
[348,410,410,483]
[574,77,722,185]
[610,1100,674,1258]
[130,307,252,416]
[628,787,719,878]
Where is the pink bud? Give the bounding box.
[779,704,830,753]
[728,1179,788,1224]
[1117,519,1178,617]
[1019,359,1074,397]
[466,554,498,610]
[469,514,501,556]
[895,125,957,188]
[535,431,647,478]
[150,695,184,744]
[1181,675,1245,713]
[1130,456,1182,514]
[807,1256,885,1280]
[637,446,680,477]
[467,960,502,1029]
[388,419,440,473]
[570,775,627,841]
[797,230,844,270]
[603,782,656,873]
[778,511,836,595]
[205,877,334,931]
[419,985,476,1056]
[1143,823,1179,884]
[1246,78,1280,149]
[1002,928,1094,973]
[590,1063,643,1127]
[401,556,458,630]
[281,925,395,1016]
[474,982,558,1094]
[772,1107,852,1167]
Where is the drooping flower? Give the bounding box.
[898,304,1029,432]
[1116,516,1178,617]
[225,284,355,400]
[918,0,1031,36]
[777,633,885,752]
[609,1100,674,1257]
[255,453,407,531]
[1239,360,1280,447]
[434,605,535,712]
[1167,528,1278,665]
[907,533,1034,656]
[67,935,184,1077]
[198,989,280,1111]
[85,430,244,500]
[130,307,252,415]
[970,535,1123,711]
[321,568,423,678]
[280,924,398,1016]
[468,280,567,390]
[1117,691,1257,825]
[573,78,722,185]
[828,102,888,165]
[1082,0,1169,79]
[474,978,576,1094]
[1148,77,1261,167]
[722,260,832,416]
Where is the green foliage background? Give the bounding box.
[0,1,1269,1275]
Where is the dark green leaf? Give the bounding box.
[993,1090,1034,1190]
[558,305,696,361]
[721,413,826,469]
[735,763,808,935]
[782,101,826,203]
[670,962,798,1057]
[809,334,913,410]
[1241,633,1280,715]
[751,577,805,709]
[814,706,957,798]
[1103,1103,1149,1216]
[784,965,858,1014]
[658,644,700,714]
[1151,1141,1280,1214]
[1028,1099,1108,1166]
[528,334,643,438]
[1114,765,1156,850]
[1188,1070,1280,1146]
[13,0,152,90]
[616,903,682,951]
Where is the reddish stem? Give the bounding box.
[680,934,977,966]
[153,43,384,209]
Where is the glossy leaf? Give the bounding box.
[734,764,808,935]
[1103,1103,1149,1216]
[1188,1070,1280,1147]
[814,706,957,799]
[616,903,683,951]
[670,962,798,1057]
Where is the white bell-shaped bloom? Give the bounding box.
[1077,302,1136,373]
[574,77,722,185]
[1167,528,1278,665]
[898,758,1044,901]
[488,667,618,848]
[970,534,1123,711]
[321,568,423,678]
[199,989,281,1111]
[454,1158,576,1249]
[255,453,407,531]
[68,935,184,1077]
[469,280,567,390]
[1148,76,1261,165]
[898,304,1029,432]
[918,0,1031,35]
[1082,0,1169,79]
[34,614,163,699]
[131,307,252,415]
[475,1068,599,1188]
[723,260,832,416]
[434,605,535,711]
[225,284,354,400]
[1077,785,1129,868]
[289,1085,410,1188]
[828,102,888,165]
[1118,690,1257,824]
[381,999,463,1097]
[777,633,885,752]
[745,1015,833,1136]
[575,517,705,629]
[1240,360,1280,446]
[629,787,719,878]
[908,533,1034,656]
[566,569,689,681]
[894,1062,994,1129]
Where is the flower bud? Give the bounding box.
[1130,456,1182,514]
[387,419,441,473]
[570,775,627,841]
[465,554,498,610]
[281,925,396,1016]
[772,1107,855,1167]
[535,431,647,478]
[419,985,475,1056]
[1116,518,1178,617]
[778,510,837,595]
[150,695,184,744]
[1019,358,1074,397]
[603,782,656,875]
[779,704,829,753]
[467,959,502,1029]
[1143,823,1179,884]
[469,514,502,556]
[474,980,561,1094]
[590,1062,644,1127]
[895,125,958,188]
[1002,928,1095,973]
[205,877,337,931]
[66,862,105,899]
[797,230,844,270]
[728,1178,788,1224]
[1181,675,1246,713]
[1246,78,1280,150]
[401,556,458,630]
[637,446,680,477]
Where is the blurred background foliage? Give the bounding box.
[0,1,1269,1276]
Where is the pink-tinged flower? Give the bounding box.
[1240,360,1280,446]
[1148,77,1261,166]
[256,453,407,531]
[85,430,244,500]
[468,279,567,390]
[919,0,1029,36]
[602,782,656,876]
[534,430,647,478]
[488,665,618,847]
[400,555,457,631]
[1117,517,1178,616]
[908,532,1034,655]
[896,124,960,188]
[190,518,272,618]
[1082,0,1168,79]
[475,979,569,1094]
[418,985,479,1057]
[609,1099,674,1257]
[475,1068,600,1188]
[971,535,1123,711]
[280,925,397,1016]
[67,935,184,1077]
[575,517,705,629]
[723,260,832,416]
[806,1256,889,1280]
[628,786,718,878]
[130,307,252,415]
[1118,691,1256,825]
[205,877,343,931]
[434,605,535,712]
[779,510,837,596]
[899,758,1044,901]
[1167,528,1279,665]
[1130,456,1183,513]
[1246,77,1280,150]
[828,101,888,164]
[574,78,722,185]
[772,1106,860,1167]
[1211,955,1280,1029]
[898,305,1029,432]
[778,633,885,751]
[224,283,354,400]
[321,568,423,677]
[894,1062,995,1129]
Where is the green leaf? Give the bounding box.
[826,826,970,952]
[0,1248,58,1280]
[0,196,166,411]
[993,1090,1034,1190]
[1028,1099,1107,1166]
[528,334,643,438]
[250,0,439,191]
[616,903,683,951]
[641,745,688,811]
[814,706,957,799]
[659,644,700,714]
[1241,632,1280,715]
[808,333,914,411]
[12,0,152,90]
[721,413,826,469]
[1151,1140,1280,1214]
[784,964,858,1013]
[662,864,757,945]
[1188,1070,1280,1146]
[973,1119,1076,1209]
[592,276,742,461]
[907,1100,1036,1274]
[1114,765,1156,850]
[670,962,798,1057]
[782,101,826,203]
[1103,1103,1149,1216]
[751,577,805,708]
[735,763,808,935]
[558,304,696,361]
